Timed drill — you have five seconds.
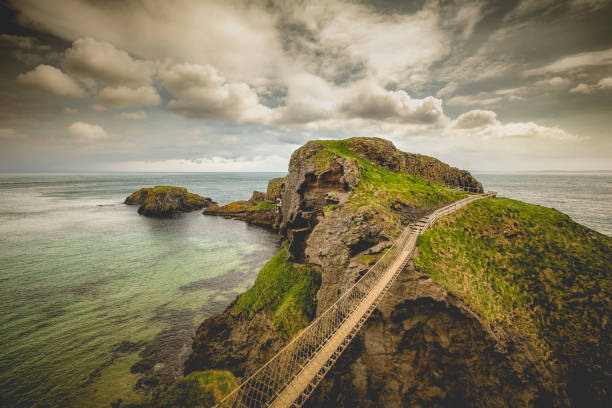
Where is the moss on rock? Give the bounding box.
[159,370,237,408]
[231,242,321,340]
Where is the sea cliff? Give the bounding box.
[154,137,610,408]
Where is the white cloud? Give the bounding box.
[448,109,584,142]
[339,86,447,125]
[17,65,85,97]
[570,77,612,93]
[63,107,79,114]
[452,110,499,129]
[119,110,147,120]
[68,121,115,142]
[447,94,504,107]
[97,85,161,109]
[11,1,283,82]
[525,48,612,76]
[534,76,571,87]
[63,37,155,86]
[161,62,272,122]
[475,122,583,141]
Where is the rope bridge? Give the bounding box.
[215,191,496,408]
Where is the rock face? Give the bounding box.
[347,138,483,192]
[202,177,283,229]
[305,259,566,408]
[124,186,215,217]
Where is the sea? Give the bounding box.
[0,171,610,408]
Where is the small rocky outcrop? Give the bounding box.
[124,186,215,217]
[203,177,284,229]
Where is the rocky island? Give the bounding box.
[135,138,610,408]
[125,186,216,217]
[202,177,284,229]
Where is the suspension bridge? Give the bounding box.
[215,190,496,408]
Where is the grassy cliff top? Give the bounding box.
[414,197,611,400]
[302,139,469,236]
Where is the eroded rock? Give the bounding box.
[124,186,215,217]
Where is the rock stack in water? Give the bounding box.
[124,186,215,217]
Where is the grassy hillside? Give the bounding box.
[414,197,612,401]
[303,139,468,236]
[231,242,321,340]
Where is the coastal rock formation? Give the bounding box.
[124,186,215,217]
[347,138,483,192]
[202,177,283,229]
[175,137,610,408]
[305,260,564,408]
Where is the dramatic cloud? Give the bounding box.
[68,121,114,141]
[161,63,272,122]
[2,0,611,172]
[17,64,85,97]
[119,110,147,120]
[525,48,612,76]
[63,37,155,86]
[570,77,612,93]
[96,85,161,109]
[452,110,499,129]
[340,87,447,125]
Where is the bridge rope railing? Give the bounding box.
[215,190,496,408]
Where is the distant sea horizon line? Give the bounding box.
[1,170,611,175]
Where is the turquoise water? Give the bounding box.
[1,172,610,408]
[0,173,284,408]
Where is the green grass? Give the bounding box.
[231,242,321,340]
[159,370,237,408]
[265,177,285,201]
[247,201,276,211]
[302,139,467,237]
[414,197,611,392]
[151,185,187,193]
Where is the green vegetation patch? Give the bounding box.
[247,201,276,211]
[304,139,467,237]
[151,185,188,193]
[159,370,237,408]
[414,197,611,391]
[265,176,285,201]
[232,242,321,339]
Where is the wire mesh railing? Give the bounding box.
[215,191,495,408]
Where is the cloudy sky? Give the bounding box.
[1,0,611,172]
